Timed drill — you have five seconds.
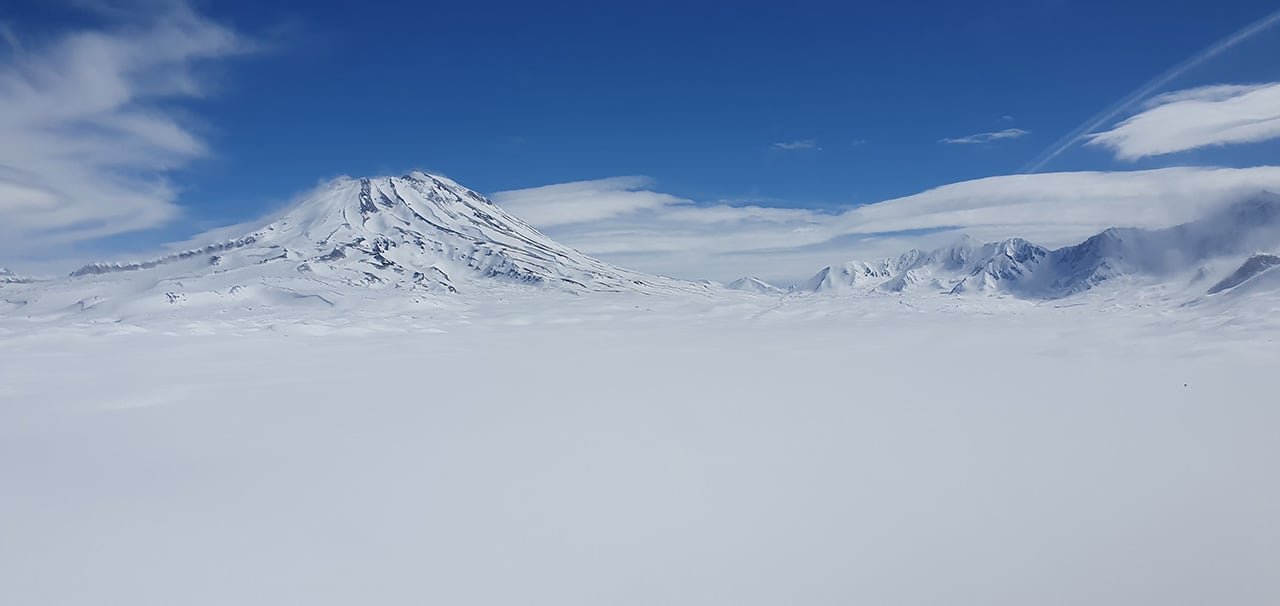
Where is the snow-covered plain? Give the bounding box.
[2,290,1279,606]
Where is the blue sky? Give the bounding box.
[3,0,1280,280]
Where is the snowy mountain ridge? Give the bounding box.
[725,192,1280,300]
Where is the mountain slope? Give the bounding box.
[1207,254,1280,295]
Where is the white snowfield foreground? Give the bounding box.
[2,174,1280,605]
[2,297,1278,606]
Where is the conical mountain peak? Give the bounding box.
[53,173,703,317]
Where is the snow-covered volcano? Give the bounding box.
[73,171,693,294]
[0,172,704,319]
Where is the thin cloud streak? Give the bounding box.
[940,128,1030,145]
[1022,7,1280,172]
[771,140,822,151]
[0,22,20,54]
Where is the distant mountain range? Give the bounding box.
[4,175,1278,321]
[729,192,1280,300]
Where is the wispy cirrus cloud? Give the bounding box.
[0,0,249,255]
[1023,8,1280,172]
[940,128,1030,145]
[0,22,20,54]
[492,167,1280,284]
[1087,82,1280,160]
[771,139,821,151]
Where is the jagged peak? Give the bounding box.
[991,236,1037,248]
[989,237,1046,258]
[895,248,925,268]
[842,259,889,271]
[1065,228,1126,255]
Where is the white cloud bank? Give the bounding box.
[0,1,247,253]
[1088,82,1280,160]
[491,177,690,228]
[940,128,1029,145]
[493,166,1280,284]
